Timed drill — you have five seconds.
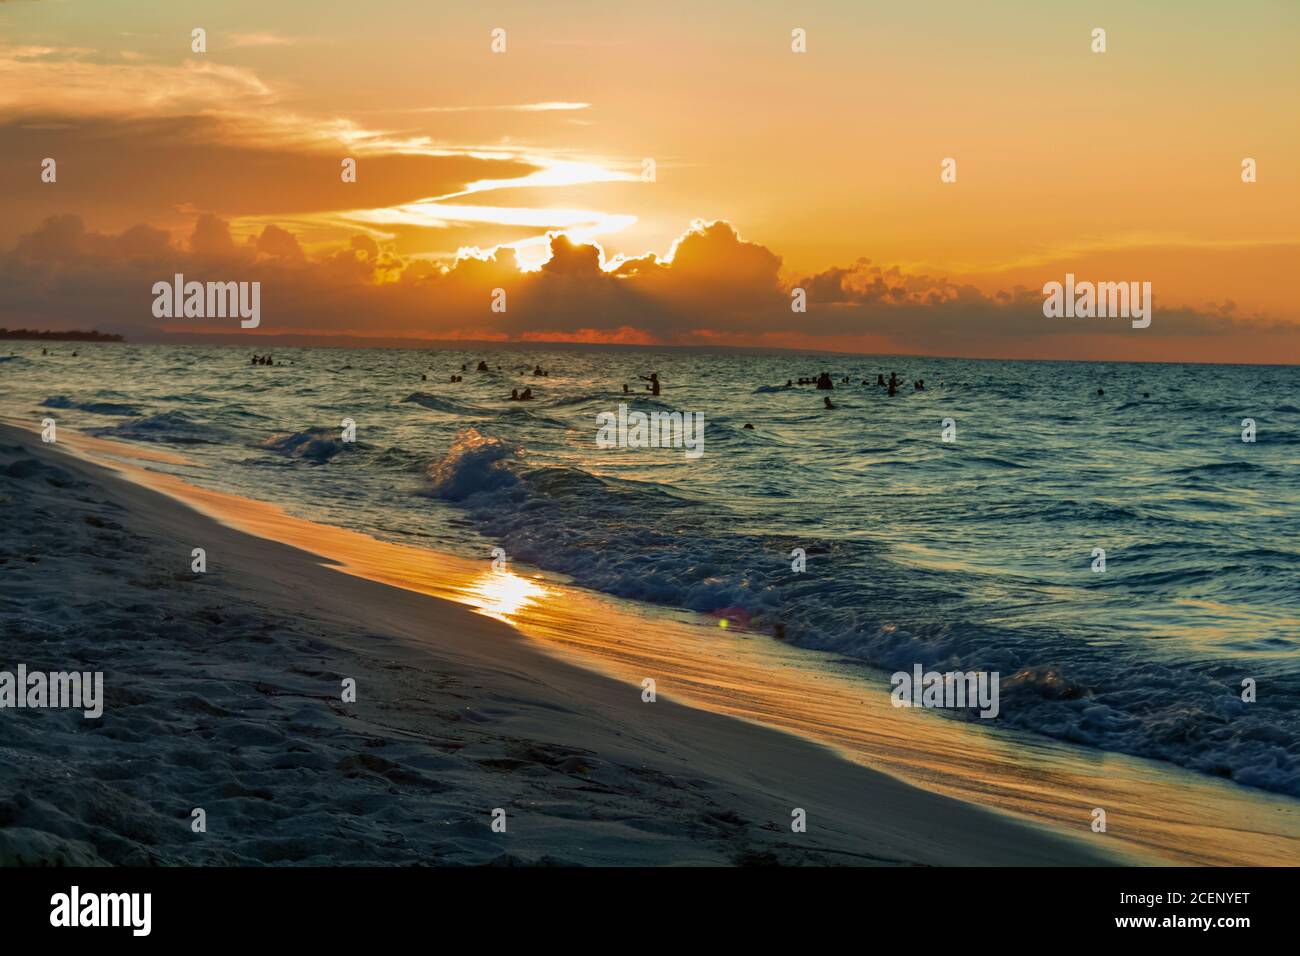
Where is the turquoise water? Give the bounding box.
[3,343,1298,795]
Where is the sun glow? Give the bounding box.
[463,568,552,624]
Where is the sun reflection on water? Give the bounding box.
[463,568,552,623]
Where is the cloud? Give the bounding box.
[0,111,542,251]
[0,46,272,117]
[398,102,591,114]
[2,213,1294,363]
[0,44,639,267]
[227,32,300,49]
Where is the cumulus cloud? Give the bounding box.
[2,213,1294,362]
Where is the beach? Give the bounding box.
[0,421,1131,866]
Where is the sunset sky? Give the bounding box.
[2,0,1298,361]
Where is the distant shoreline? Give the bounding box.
[0,328,124,343]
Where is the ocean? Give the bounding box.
[3,343,1297,796]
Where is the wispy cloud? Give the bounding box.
[0,45,272,116]
[227,32,300,49]
[386,102,591,114]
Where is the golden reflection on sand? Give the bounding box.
[462,568,552,623]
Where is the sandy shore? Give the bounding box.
[0,423,1129,866]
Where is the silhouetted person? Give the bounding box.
[823,396,836,409]
[877,374,886,386]
[888,372,898,397]
[520,387,533,400]
[622,384,630,394]
[743,423,755,429]
[1097,388,1104,396]
[509,388,520,401]
[640,373,660,396]
[477,360,489,372]
[816,372,834,390]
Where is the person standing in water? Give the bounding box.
[888,372,898,396]
[640,373,661,396]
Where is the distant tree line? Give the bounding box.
[0,328,124,342]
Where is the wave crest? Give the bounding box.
[423,427,521,500]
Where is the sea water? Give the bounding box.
[3,343,1296,795]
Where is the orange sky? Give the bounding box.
[1,0,1297,362]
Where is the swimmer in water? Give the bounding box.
[823,396,836,409]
